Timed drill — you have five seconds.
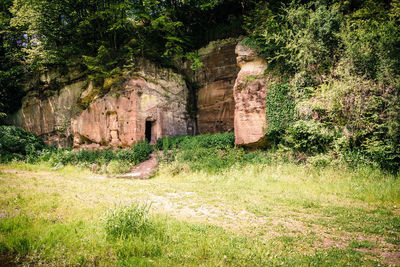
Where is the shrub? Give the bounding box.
[339,11,400,84]
[307,154,333,168]
[155,135,189,151]
[0,126,44,162]
[266,83,295,144]
[177,146,244,173]
[179,133,235,150]
[283,120,334,155]
[131,141,153,164]
[106,160,132,175]
[339,149,374,170]
[50,149,77,166]
[362,138,400,174]
[245,2,343,75]
[104,203,153,239]
[75,149,97,163]
[114,149,133,162]
[44,142,152,173]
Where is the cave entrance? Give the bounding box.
[145,120,153,143]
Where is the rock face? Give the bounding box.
[12,60,190,148]
[233,44,269,147]
[72,61,189,148]
[11,40,270,149]
[185,39,239,134]
[11,69,86,147]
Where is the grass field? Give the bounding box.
[0,161,399,266]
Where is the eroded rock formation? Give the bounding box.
[72,63,189,148]
[12,60,190,148]
[11,40,270,149]
[233,44,269,147]
[185,39,239,134]
[11,69,86,147]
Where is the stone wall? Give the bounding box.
[11,40,271,149]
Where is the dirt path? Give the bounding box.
[117,152,159,179]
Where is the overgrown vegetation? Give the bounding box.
[0,126,45,162]
[1,0,399,265]
[0,126,152,174]
[265,83,295,145]
[1,1,399,173]
[241,0,400,173]
[0,128,399,265]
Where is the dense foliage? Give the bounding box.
[265,83,295,144]
[0,126,45,161]
[248,1,400,172]
[0,0,25,119]
[0,126,152,174]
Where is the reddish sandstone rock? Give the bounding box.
[12,60,190,148]
[184,39,239,134]
[233,44,269,147]
[11,79,86,147]
[72,64,189,148]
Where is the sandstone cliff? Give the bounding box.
[184,39,239,134]
[12,60,190,148]
[11,40,270,149]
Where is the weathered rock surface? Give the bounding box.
[233,44,269,147]
[72,61,189,148]
[185,39,239,134]
[11,79,85,147]
[11,40,271,149]
[12,60,190,148]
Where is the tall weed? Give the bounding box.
[104,203,153,239]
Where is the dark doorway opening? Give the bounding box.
[145,121,152,143]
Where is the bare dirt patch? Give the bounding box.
[117,152,159,179]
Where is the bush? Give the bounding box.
[131,141,153,164]
[156,133,234,152]
[155,135,189,151]
[0,126,45,162]
[339,11,400,84]
[104,203,153,239]
[177,147,244,173]
[284,120,334,155]
[179,133,235,150]
[266,83,295,144]
[362,138,400,174]
[106,160,132,175]
[44,141,152,173]
[307,154,333,168]
[245,2,343,75]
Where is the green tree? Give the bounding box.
[0,0,25,121]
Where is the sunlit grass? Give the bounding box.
[0,161,399,265]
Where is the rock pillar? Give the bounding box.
[233,44,269,147]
